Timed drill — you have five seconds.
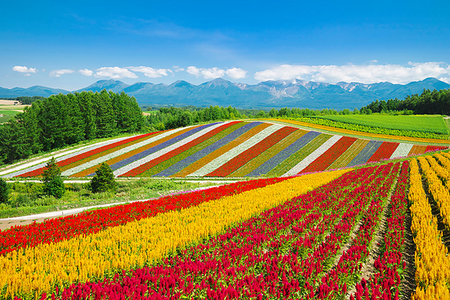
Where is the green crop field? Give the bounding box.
[316,114,449,135]
[0,110,21,123]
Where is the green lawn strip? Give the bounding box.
[138,122,248,177]
[266,133,332,177]
[445,117,450,135]
[326,139,370,170]
[0,179,216,218]
[229,129,307,177]
[301,115,448,139]
[317,114,448,134]
[0,110,21,123]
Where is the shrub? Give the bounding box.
[0,178,9,203]
[90,163,117,193]
[42,157,65,198]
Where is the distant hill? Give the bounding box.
[0,86,69,98]
[1,78,449,109]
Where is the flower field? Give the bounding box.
[1,150,450,299]
[270,118,450,145]
[1,121,447,179]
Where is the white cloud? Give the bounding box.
[50,69,74,77]
[128,66,172,78]
[173,66,185,72]
[187,66,224,79]
[12,65,37,74]
[186,66,247,80]
[254,62,450,84]
[225,67,247,79]
[95,67,137,79]
[79,68,93,76]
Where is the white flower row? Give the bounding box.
[283,135,342,177]
[1,136,132,178]
[61,127,188,176]
[187,124,284,177]
[114,122,228,177]
[389,143,413,159]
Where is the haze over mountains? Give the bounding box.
[1,78,449,109]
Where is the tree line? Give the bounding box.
[361,89,449,114]
[144,106,363,131]
[0,91,144,165]
[146,106,244,131]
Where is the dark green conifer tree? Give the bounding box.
[90,163,117,193]
[42,157,65,198]
[0,178,9,204]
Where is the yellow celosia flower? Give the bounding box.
[409,158,450,298]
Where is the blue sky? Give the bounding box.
[2,0,450,90]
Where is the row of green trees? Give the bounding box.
[361,89,450,114]
[15,96,46,105]
[145,106,363,131]
[146,106,244,131]
[0,91,144,165]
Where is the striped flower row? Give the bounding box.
[2,121,448,178]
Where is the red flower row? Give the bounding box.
[43,163,401,300]
[18,132,159,177]
[315,163,399,298]
[367,141,399,163]
[351,161,409,300]
[300,136,357,174]
[0,176,286,255]
[120,121,240,177]
[207,126,297,177]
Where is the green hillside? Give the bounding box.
[316,114,449,135]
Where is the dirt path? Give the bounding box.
[400,206,417,299]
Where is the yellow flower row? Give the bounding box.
[426,154,449,189]
[409,159,450,299]
[267,118,450,144]
[412,281,450,300]
[418,156,450,230]
[0,169,350,299]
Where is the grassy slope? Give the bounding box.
[316,114,449,135]
[0,179,217,218]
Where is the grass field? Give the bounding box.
[0,103,28,123]
[0,179,216,218]
[316,114,449,135]
[0,110,21,123]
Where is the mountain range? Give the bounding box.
[1,77,449,109]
